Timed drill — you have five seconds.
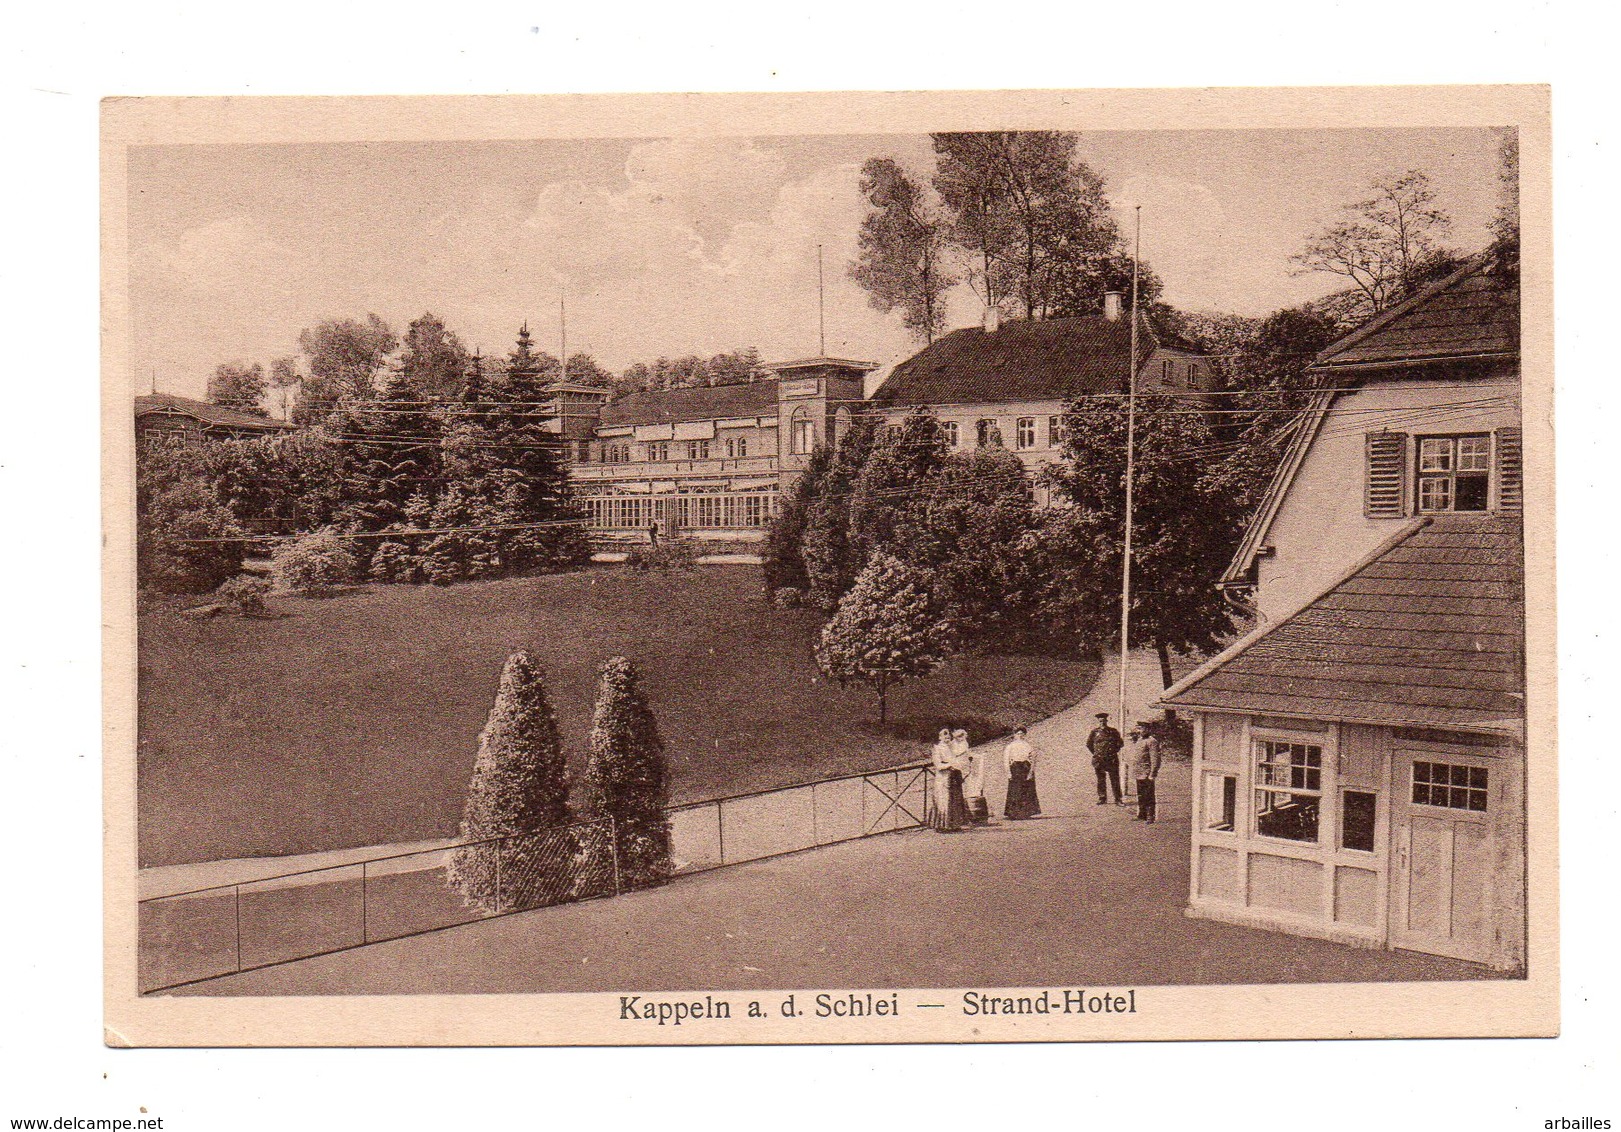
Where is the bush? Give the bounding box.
[625,539,700,573]
[137,480,246,594]
[271,528,358,595]
[772,585,805,609]
[214,574,272,617]
[367,539,422,583]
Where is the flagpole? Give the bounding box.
[559,291,567,383]
[817,244,827,356]
[1117,206,1141,782]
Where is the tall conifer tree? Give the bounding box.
[581,656,671,888]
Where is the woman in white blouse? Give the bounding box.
[1003,726,1042,820]
[928,728,966,831]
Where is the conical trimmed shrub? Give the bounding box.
[446,651,571,913]
[580,656,671,889]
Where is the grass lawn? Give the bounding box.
[138,565,1100,867]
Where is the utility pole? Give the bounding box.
[817,244,826,356]
[1116,205,1142,779]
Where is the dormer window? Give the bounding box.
[1417,435,1490,512]
[1365,428,1520,519]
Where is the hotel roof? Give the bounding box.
[873,314,1166,408]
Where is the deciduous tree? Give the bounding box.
[815,553,957,724]
[207,362,268,415]
[1291,170,1456,322]
[932,131,1125,321]
[296,313,397,409]
[850,158,957,344]
[397,312,470,400]
[1039,394,1247,688]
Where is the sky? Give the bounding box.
[128,127,1505,400]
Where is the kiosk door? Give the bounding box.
[1389,748,1500,963]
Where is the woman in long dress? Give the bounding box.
[1003,726,1042,820]
[957,728,989,825]
[928,728,964,831]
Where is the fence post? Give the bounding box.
[608,816,622,897]
[716,800,726,866]
[233,883,242,974]
[810,781,819,846]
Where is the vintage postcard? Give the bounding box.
[103,85,1555,1046]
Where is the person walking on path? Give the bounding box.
[955,728,989,826]
[1087,712,1125,806]
[929,728,967,832]
[1002,726,1042,820]
[1129,721,1163,823]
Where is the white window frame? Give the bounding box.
[1252,737,1325,846]
[1201,771,1238,834]
[1416,433,1491,514]
[1015,417,1036,449]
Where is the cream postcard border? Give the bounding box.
[101,84,1556,1046]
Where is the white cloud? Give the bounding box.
[511,144,919,367]
[140,216,301,300]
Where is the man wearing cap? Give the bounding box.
[1086,712,1125,806]
[1128,721,1163,823]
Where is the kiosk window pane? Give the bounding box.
[1203,773,1237,832]
[1412,761,1489,812]
[1341,790,1377,852]
[1254,740,1323,843]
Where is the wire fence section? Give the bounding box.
[139,763,931,994]
[668,762,931,874]
[137,818,617,994]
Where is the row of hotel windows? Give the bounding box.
[582,491,779,530]
[592,414,1075,464]
[595,437,753,464]
[1201,740,1489,852]
[934,416,1068,451]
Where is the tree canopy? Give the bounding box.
[849,158,956,344]
[815,552,958,723]
[1038,393,1248,687]
[295,313,397,411]
[207,361,268,415]
[1291,170,1459,323]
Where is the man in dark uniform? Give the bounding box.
[1087,711,1125,806]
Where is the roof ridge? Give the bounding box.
[1310,253,1491,369]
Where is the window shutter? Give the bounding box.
[1494,427,1523,513]
[1365,431,1408,518]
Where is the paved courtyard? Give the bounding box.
[171,654,1497,996]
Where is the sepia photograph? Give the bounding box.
[101,86,1554,1046]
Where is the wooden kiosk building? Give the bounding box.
[1159,257,1527,969]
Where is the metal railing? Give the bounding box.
[667,762,931,874]
[137,817,617,994]
[138,762,933,994]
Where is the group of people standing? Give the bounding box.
[929,711,1161,832]
[929,725,1042,832]
[1087,712,1161,823]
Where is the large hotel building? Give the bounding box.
[562,296,1211,540]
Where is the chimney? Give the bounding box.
[982,306,1001,334]
[1103,291,1124,322]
